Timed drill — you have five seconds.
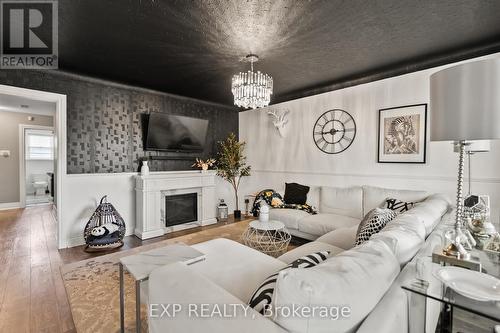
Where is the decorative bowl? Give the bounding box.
[433,266,500,302]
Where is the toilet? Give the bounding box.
[32,174,49,196]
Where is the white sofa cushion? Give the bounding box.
[316,225,358,250]
[307,186,321,209]
[362,185,428,216]
[148,262,287,333]
[272,239,400,333]
[298,213,360,237]
[269,208,311,230]
[371,212,426,266]
[407,193,450,236]
[358,215,449,333]
[191,238,287,302]
[277,241,344,264]
[319,186,363,219]
[355,260,416,333]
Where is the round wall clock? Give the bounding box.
[313,109,356,154]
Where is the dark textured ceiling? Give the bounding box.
[58,0,500,106]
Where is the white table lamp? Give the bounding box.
[430,58,500,258]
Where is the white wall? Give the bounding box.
[238,53,500,223]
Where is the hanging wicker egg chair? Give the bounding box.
[84,195,126,252]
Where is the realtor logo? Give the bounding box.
[1,0,58,69]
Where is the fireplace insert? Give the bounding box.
[165,193,198,227]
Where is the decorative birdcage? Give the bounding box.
[84,195,126,252]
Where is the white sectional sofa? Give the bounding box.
[269,185,430,241]
[148,185,452,333]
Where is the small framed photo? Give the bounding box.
[378,104,427,163]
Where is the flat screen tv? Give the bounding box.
[145,113,209,152]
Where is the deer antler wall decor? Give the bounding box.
[267,109,290,138]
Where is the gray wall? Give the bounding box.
[0,111,54,203]
[0,70,238,174]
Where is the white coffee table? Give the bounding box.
[119,243,205,333]
[242,220,291,257]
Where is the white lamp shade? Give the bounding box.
[430,58,500,142]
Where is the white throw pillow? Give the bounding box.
[272,239,400,333]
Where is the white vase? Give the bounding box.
[259,203,270,223]
[141,160,150,176]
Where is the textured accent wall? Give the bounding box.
[0,70,238,174]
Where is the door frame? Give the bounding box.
[19,125,55,207]
[0,84,67,249]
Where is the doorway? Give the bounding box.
[0,84,66,249]
[22,127,55,206]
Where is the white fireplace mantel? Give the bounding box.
[135,170,217,240]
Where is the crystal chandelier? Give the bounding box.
[231,54,273,109]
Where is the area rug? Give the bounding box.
[61,220,252,333]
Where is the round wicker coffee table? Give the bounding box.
[242,220,291,257]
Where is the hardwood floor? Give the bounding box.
[0,205,74,333]
[0,205,259,333]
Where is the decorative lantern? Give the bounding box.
[217,199,228,222]
[244,196,251,217]
[83,195,126,252]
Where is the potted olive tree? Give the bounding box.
[216,132,251,219]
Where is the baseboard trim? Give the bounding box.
[134,228,165,240]
[252,169,500,184]
[66,236,85,248]
[201,218,217,226]
[0,202,21,210]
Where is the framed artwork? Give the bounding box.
[378,104,427,163]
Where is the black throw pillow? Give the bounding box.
[283,182,310,205]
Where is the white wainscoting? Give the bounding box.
[61,172,233,248]
[62,172,137,247]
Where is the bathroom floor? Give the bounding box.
[26,194,53,206]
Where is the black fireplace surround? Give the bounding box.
[165,193,198,227]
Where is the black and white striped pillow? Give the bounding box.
[385,198,416,213]
[248,251,329,314]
